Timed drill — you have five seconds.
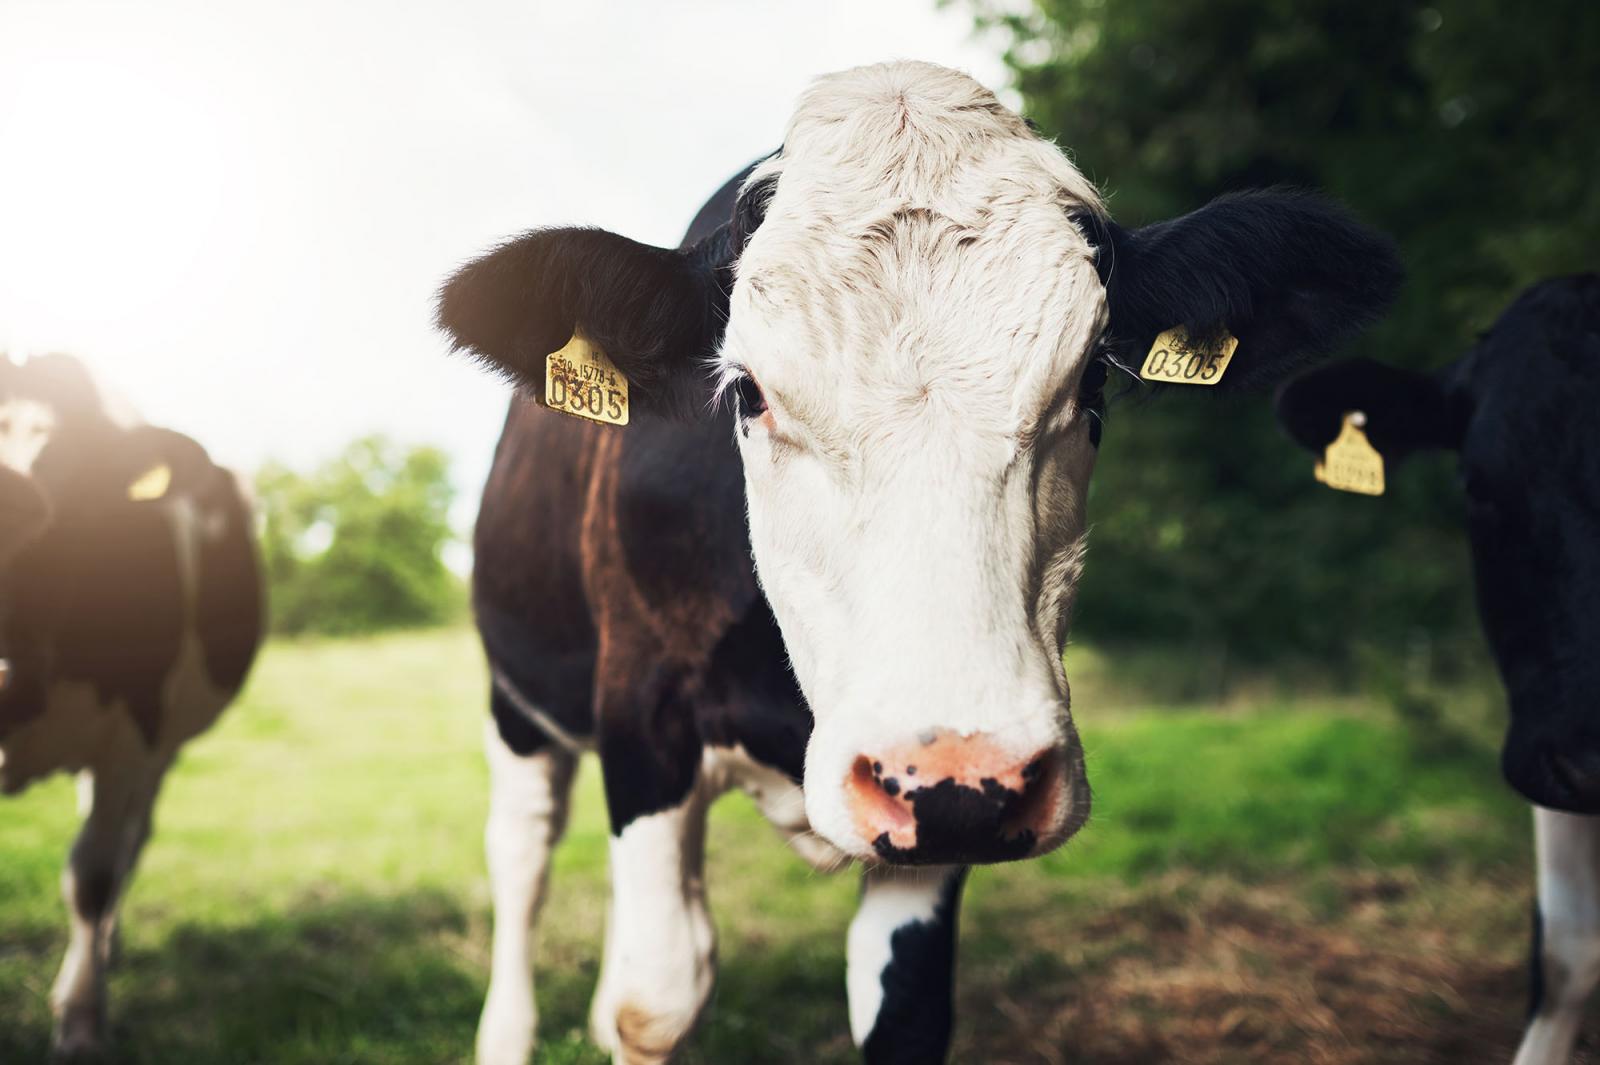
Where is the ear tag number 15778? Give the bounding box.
[544,333,630,427]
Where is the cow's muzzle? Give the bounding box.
[843,728,1087,865]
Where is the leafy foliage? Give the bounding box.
[972,0,1599,666]
[255,436,464,635]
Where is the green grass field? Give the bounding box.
[0,629,1573,1063]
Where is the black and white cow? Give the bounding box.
[439,62,1401,1064]
[1275,274,1600,1065]
[0,353,263,1058]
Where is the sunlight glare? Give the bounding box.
[0,30,258,348]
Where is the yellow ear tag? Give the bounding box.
[1139,326,1239,386]
[127,463,172,501]
[1314,412,1385,496]
[544,333,630,427]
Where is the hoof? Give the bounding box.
[51,1032,109,1063]
[51,1000,109,1062]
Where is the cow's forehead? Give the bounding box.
[755,62,1102,239]
[723,63,1107,434]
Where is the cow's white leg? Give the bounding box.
[847,864,965,1065]
[475,721,579,1065]
[1515,807,1600,1065]
[589,783,717,1065]
[50,756,166,1058]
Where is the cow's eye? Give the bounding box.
[1078,359,1108,399]
[735,373,768,419]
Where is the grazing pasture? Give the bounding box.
[0,628,1579,1063]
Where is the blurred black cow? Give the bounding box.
[0,354,263,1058]
[1275,275,1600,1065]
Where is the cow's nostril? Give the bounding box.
[847,755,916,848]
[1001,756,1060,840]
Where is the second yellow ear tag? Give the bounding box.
[1314,412,1385,496]
[1139,326,1239,386]
[544,333,630,427]
[127,463,172,501]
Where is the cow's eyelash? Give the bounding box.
[735,373,768,418]
[715,363,769,421]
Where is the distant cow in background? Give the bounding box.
[0,353,263,1058]
[1276,274,1600,1065]
[441,62,1399,1065]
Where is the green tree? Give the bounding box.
[256,436,463,636]
[971,0,1599,667]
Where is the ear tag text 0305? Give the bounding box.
[1139,326,1239,386]
[127,463,172,502]
[1314,411,1384,496]
[544,333,630,427]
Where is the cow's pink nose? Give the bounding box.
[844,729,1065,864]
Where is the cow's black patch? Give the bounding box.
[73,864,116,923]
[25,496,185,745]
[488,677,554,757]
[598,668,704,836]
[872,779,1037,866]
[699,596,811,786]
[471,403,602,754]
[861,870,967,1065]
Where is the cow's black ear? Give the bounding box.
[118,426,218,499]
[437,227,734,418]
[1095,189,1402,392]
[0,466,51,562]
[1274,357,1465,462]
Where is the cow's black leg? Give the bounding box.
[51,754,167,1059]
[847,865,967,1065]
[476,697,579,1065]
[1515,807,1600,1065]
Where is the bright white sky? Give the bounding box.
[0,0,1011,537]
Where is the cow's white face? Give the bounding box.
[716,65,1104,861]
[0,398,57,474]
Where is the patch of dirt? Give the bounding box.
[953,871,1600,1065]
